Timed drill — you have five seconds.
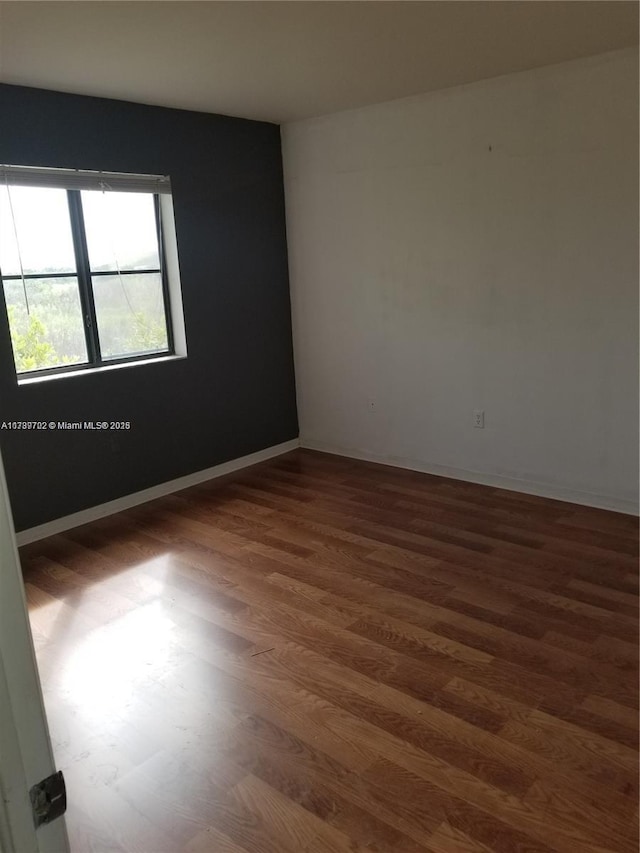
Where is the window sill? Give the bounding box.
[17,354,187,386]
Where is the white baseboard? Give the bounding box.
[16,435,637,545]
[300,439,639,516]
[16,438,300,546]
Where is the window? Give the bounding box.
[0,165,184,378]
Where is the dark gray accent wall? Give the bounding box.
[0,84,298,531]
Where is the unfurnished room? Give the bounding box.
[0,2,638,852]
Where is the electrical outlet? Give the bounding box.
[473,409,485,429]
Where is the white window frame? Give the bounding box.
[0,165,187,383]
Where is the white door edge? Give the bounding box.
[0,453,70,853]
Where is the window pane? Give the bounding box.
[82,191,161,272]
[0,186,77,276]
[3,278,88,373]
[92,273,168,359]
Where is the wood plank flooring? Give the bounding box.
[20,449,639,852]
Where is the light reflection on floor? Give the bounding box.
[60,599,176,722]
[27,549,248,849]
[31,555,181,727]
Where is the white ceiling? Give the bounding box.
[0,1,637,124]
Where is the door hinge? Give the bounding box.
[29,770,66,828]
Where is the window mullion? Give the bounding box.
[67,190,101,365]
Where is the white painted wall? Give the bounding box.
[283,48,639,513]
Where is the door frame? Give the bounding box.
[0,452,70,853]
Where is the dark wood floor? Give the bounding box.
[21,449,639,853]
